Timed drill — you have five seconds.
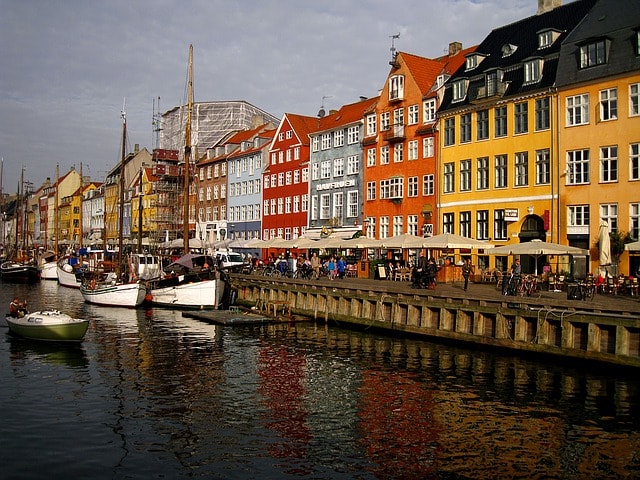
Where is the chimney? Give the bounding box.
[537,0,562,15]
[134,143,140,153]
[448,42,462,56]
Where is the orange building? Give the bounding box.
[362,44,472,263]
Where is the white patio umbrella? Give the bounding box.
[379,233,428,249]
[624,240,640,251]
[598,221,612,276]
[489,239,588,275]
[422,233,494,250]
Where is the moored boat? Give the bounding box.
[1,261,41,284]
[6,310,89,342]
[80,272,147,307]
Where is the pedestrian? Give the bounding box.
[311,252,320,279]
[327,256,336,280]
[337,256,346,279]
[462,258,473,291]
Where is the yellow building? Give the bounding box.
[437,0,598,274]
[555,0,640,277]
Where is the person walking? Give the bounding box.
[462,258,473,291]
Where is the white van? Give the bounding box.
[214,250,245,271]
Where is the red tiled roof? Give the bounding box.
[316,96,380,132]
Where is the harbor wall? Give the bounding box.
[232,275,640,368]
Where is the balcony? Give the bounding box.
[382,123,405,143]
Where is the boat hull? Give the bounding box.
[41,261,58,280]
[80,282,146,308]
[0,262,41,284]
[57,265,82,288]
[148,278,224,309]
[6,311,89,342]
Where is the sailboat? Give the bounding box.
[146,45,228,309]
[1,166,41,283]
[80,106,146,307]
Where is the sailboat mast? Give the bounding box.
[118,106,127,275]
[183,44,193,255]
[54,163,59,256]
[79,162,83,249]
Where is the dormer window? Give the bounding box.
[524,58,543,84]
[389,75,404,101]
[436,74,450,89]
[501,43,517,57]
[538,29,561,49]
[579,39,608,68]
[452,79,468,102]
[465,53,487,71]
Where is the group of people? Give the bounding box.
[8,298,28,318]
[412,254,440,289]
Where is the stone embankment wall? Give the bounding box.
[232,275,640,368]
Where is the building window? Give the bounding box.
[367,148,376,167]
[476,109,489,140]
[495,154,508,189]
[422,174,434,196]
[389,75,404,100]
[423,99,436,123]
[347,191,358,218]
[311,162,319,181]
[567,149,590,184]
[631,143,639,181]
[568,205,590,228]
[460,211,471,237]
[601,204,618,233]
[599,88,618,121]
[393,216,404,237]
[567,94,589,126]
[408,140,418,161]
[524,59,542,83]
[347,155,359,175]
[321,161,331,179]
[600,146,618,183]
[380,112,390,131]
[580,39,607,68]
[347,126,359,144]
[366,181,376,200]
[442,213,454,234]
[408,105,419,125]
[333,158,344,177]
[495,106,507,137]
[535,97,550,131]
[460,160,471,191]
[393,143,404,163]
[380,216,389,239]
[494,210,507,240]
[460,113,471,143]
[380,146,390,165]
[334,129,344,147]
[477,157,489,190]
[515,152,528,186]
[452,80,467,102]
[631,83,640,117]
[536,149,550,185]
[630,203,640,239]
[423,137,434,158]
[333,192,344,219]
[320,194,330,219]
[321,133,331,150]
[408,214,418,236]
[477,210,489,240]
[444,118,455,146]
[380,177,404,199]
[366,114,377,136]
[444,163,455,193]
[408,176,418,197]
[514,102,528,134]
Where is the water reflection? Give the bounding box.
[2,281,640,479]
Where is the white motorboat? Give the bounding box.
[6,310,89,342]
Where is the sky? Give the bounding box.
[0,0,534,193]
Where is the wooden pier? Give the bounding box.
[230,273,640,368]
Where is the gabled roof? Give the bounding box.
[314,96,380,134]
[440,0,598,111]
[279,113,318,146]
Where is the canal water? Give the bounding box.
[1,280,639,479]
